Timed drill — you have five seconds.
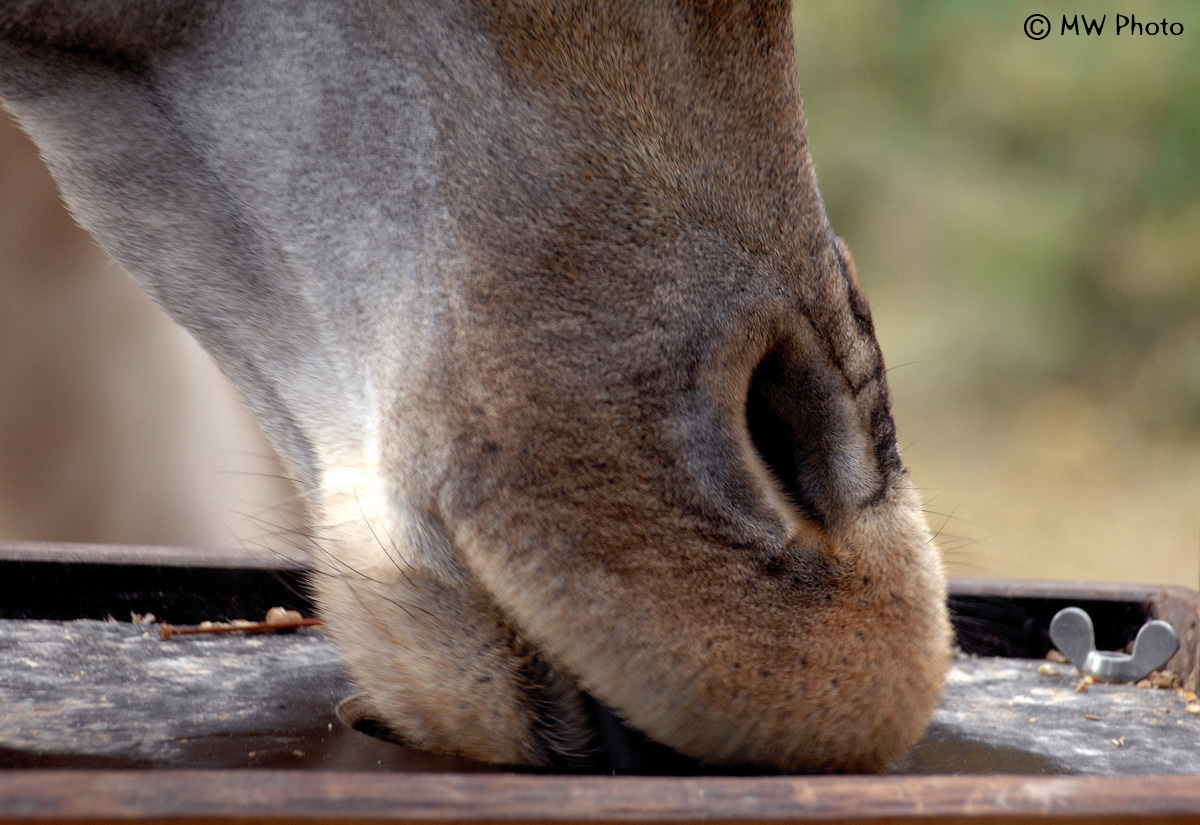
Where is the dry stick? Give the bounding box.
[159,617,323,640]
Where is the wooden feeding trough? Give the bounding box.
[1,540,1199,823]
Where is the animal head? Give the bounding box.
[0,1,950,771]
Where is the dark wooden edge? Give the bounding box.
[0,540,302,570]
[2,541,1196,680]
[0,541,312,623]
[2,540,1197,684]
[1,771,1199,824]
[949,576,1183,604]
[0,542,1185,603]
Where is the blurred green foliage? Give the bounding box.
[795,0,1200,428]
[791,2,1200,584]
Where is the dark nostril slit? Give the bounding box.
[744,350,825,527]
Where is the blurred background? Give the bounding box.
[1,2,1197,587]
[0,117,293,552]
[794,1,1200,586]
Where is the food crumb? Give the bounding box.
[1145,670,1181,689]
[1110,737,1124,748]
[266,606,304,625]
[1037,663,1057,676]
[1085,714,1100,721]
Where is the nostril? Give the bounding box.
[744,341,891,525]
[744,348,827,527]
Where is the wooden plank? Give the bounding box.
[0,543,1185,606]
[2,546,1199,822]
[0,770,1199,824]
[0,620,486,772]
[0,540,299,570]
[949,577,1171,603]
[2,621,1197,775]
[0,544,312,624]
[902,654,1200,775]
[4,543,1194,683]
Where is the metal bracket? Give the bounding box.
[1049,606,1180,683]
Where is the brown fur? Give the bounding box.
[0,1,951,771]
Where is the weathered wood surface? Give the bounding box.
[901,656,1200,775]
[2,619,1197,775]
[0,620,481,772]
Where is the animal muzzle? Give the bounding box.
[426,302,951,772]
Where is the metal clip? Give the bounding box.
[1049,606,1180,683]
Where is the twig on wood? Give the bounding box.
[160,616,323,640]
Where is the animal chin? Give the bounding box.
[342,669,710,773]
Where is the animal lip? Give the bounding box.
[583,696,708,774]
[340,689,758,775]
